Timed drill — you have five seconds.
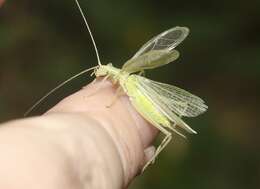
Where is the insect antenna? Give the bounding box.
[74,0,102,66]
[24,66,98,116]
[24,0,103,116]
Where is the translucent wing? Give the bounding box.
[122,26,189,73]
[132,26,189,59]
[136,76,208,118]
[129,75,197,134]
[122,49,179,73]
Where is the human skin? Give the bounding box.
[0,80,158,189]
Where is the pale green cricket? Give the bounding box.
[25,0,208,171]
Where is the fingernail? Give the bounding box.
[144,146,156,163]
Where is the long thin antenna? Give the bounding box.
[24,66,98,116]
[74,0,101,66]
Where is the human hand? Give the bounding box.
[0,80,158,189]
[0,1,158,187]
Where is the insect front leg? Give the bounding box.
[106,86,124,108]
[87,75,110,97]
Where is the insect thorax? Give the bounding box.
[95,63,129,83]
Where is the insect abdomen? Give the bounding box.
[123,76,170,127]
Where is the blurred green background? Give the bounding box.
[1,0,260,188]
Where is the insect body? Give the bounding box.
[94,32,208,169]
[25,0,208,171]
[88,10,207,170]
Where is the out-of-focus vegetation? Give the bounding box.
[1,0,260,188]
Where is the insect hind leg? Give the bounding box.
[142,122,172,172]
[151,132,172,164]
